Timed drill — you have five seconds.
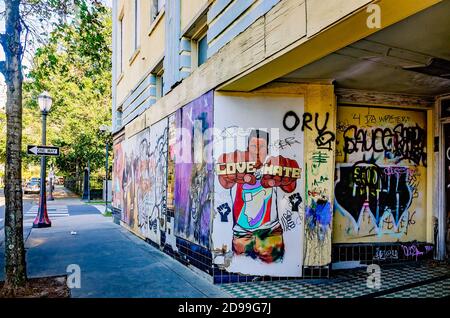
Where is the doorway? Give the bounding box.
[444,124,450,259]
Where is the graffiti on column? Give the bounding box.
[334,107,427,243]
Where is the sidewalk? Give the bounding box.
[0,190,229,298]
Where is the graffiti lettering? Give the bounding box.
[401,243,433,261]
[401,244,424,261]
[271,137,301,150]
[302,112,335,150]
[343,124,427,166]
[335,159,414,232]
[283,111,300,131]
[216,162,301,179]
[281,210,297,232]
[282,111,336,150]
[373,248,399,261]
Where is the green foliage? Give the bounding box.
[21,1,112,178]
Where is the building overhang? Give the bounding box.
[278,0,450,97]
[218,0,444,93]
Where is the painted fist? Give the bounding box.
[261,156,301,193]
[216,150,259,189]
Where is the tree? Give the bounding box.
[0,0,110,295]
[0,0,27,293]
[24,2,112,179]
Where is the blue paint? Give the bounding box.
[208,0,233,23]
[180,38,192,52]
[163,0,181,95]
[121,74,155,112]
[198,34,208,66]
[305,199,331,241]
[208,0,254,43]
[179,54,191,68]
[208,0,280,57]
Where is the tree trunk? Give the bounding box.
[1,0,27,292]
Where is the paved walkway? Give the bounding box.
[0,190,229,298]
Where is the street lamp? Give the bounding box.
[99,125,111,214]
[33,91,53,228]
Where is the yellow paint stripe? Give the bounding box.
[219,0,442,92]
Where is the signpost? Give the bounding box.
[27,144,59,228]
[27,145,60,157]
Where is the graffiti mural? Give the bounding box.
[212,93,305,277]
[334,106,427,243]
[137,119,169,244]
[174,92,214,248]
[121,129,151,231]
[112,141,124,210]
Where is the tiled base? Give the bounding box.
[221,261,450,298]
[332,242,435,265]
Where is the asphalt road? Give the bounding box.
[0,189,34,231]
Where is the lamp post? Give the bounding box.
[99,125,111,214]
[33,91,53,228]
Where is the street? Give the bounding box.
[0,189,33,232]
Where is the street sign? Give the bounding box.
[27,145,60,157]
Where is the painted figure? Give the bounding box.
[217,130,301,263]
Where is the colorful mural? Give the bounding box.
[121,129,151,231]
[333,106,427,243]
[212,93,305,277]
[112,141,124,210]
[138,119,169,244]
[174,92,214,248]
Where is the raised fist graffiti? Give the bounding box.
[261,156,301,193]
[289,193,303,212]
[217,203,231,222]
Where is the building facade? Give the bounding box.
[111,0,450,283]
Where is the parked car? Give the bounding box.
[24,181,40,194]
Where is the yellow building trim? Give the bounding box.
[148,8,165,37]
[219,0,442,92]
[129,47,141,66]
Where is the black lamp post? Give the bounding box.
[33,91,53,228]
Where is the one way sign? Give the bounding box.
[27,145,60,157]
